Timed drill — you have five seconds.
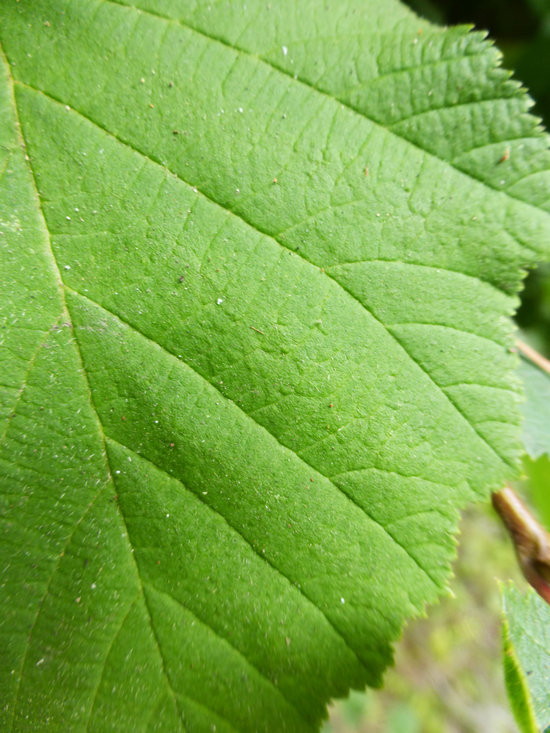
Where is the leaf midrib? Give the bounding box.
[2,66,191,733]
[2,55,376,724]
[8,132,294,733]
[3,53,374,729]
[3,56,255,733]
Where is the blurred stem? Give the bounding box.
[516,338,550,374]
[491,339,550,604]
[492,487,550,604]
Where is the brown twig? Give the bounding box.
[492,487,550,605]
[516,338,550,376]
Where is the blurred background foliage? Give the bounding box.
[325,1,550,730]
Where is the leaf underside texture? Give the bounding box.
[1,1,550,730]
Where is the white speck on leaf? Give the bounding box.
[217,298,224,305]
[282,46,288,56]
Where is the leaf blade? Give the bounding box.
[2,0,550,728]
[502,584,550,733]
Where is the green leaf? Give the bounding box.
[523,454,550,529]
[502,584,550,733]
[1,0,550,729]
[519,355,550,459]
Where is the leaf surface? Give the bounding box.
[1,0,550,729]
[502,584,550,733]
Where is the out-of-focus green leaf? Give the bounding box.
[523,454,550,529]
[502,584,550,732]
[519,356,550,459]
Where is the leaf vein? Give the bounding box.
[341,52,499,98]
[388,321,508,348]
[0,327,54,447]
[330,465,459,492]
[389,93,526,129]
[103,436,370,668]
[326,259,506,295]
[141,578,309,728]
[9,64,188,730]
[104,0,549,226]
[84,594,141,731]
[18,80,515,471]
[68,285,441,590]
[68,325,189,731]
[7,481,110,731]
